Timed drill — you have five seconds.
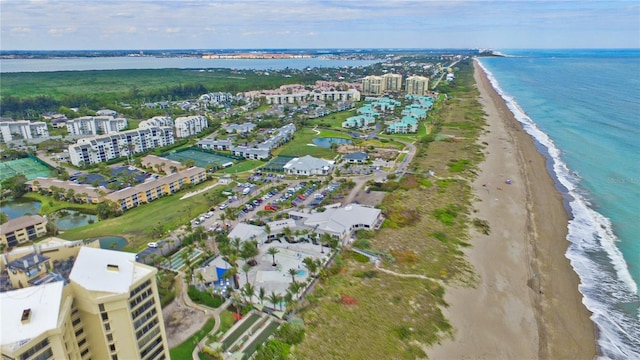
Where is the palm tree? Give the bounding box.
[257,286,266,306]
[242,283,255,304]
[320,233,332,254]
[242,263,251,284]
[224,266,239,289]
[282,226,292,242]
[230,292,243,319]
[267,247,279,266]
[268,291,282,311]
[288,268,297,283]
[303,257,318,276]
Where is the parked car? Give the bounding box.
[147,242,158,248]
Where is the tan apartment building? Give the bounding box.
[0,215,48,248]
[382,73,403,92]
[105,166,206,212]
[1,247,169,360]
[361,75,384,96]
[405,75,430,96]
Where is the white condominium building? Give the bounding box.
[405,75,430,96]
[174,116,208,138]
[0,120,49,142]
[68,127,174,166]
[139,116,174,129]
[0,247,170,360]
[66,116,128,136]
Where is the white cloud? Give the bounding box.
[165,27,181,33]
[11,27,32,34]
[48,27,76,36]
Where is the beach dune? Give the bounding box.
[428,61,595,359]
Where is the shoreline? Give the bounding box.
[428,60,595,359]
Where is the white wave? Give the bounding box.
[476,59,640,358]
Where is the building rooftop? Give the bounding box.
[0,215,47,236]
[228,223,267,243]
[0,281,64,349]
[69,247,152,294]
[283,155,333,172]
[7,253,49,272]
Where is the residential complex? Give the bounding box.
[174,116,208,138]
[105,166,206,212]
[0,246,169,360]
[361,73,403,96]
[68,127,175,166]
[0,120,49,142]
[264,89,361,105]
[0,215,48,248]
[66,116,128,136]
[405,75,430,96]
[230,123,296,160]
[138,116,174,129]
[386,95,434,134]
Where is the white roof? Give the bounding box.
[303,204,381,235]
[283,155,333,171]
[0,281,64,349]
[70,247,152,294]
[228,223,266,242]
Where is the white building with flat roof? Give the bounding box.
[0,120,49,142]
[66,116,128,136]
[174,116,208,138]
[68,126,174,166]
[139,116,174,129]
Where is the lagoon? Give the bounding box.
[1,57,379,73]
[54,210,97,231]
[0,198,41,220]
[312,137,352,148]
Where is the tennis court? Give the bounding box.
[0,156,54,181]
[260,155,296,172]
[163,148,237,169]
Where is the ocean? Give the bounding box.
[478,49,640,359]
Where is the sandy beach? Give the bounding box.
[428,61,595,359]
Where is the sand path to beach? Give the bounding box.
[428,61,595,359]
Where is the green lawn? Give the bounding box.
[217,160,265,174]
[23,193,97,215]
[59,179,226,250]
[309,108,358,129]
[275,128,348,159]
[169,318,215,359]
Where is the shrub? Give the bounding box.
[472,218,491,235]
[276,320,305,345]
[187,286,225,308]
[433,205,460,226]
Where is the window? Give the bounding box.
[109,344,116,352]
[104,323,111,331]
[98,304,105,312]
[107,334,113,342]
[101,312,109,321]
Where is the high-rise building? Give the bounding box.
[1,247,170,360]
[361,75,384,96]
[0,120,50,142]
[174,116,208,138]
[66,116,128,136]
[405,75,430,96]
[381,73,403,92]
[68,127,175,166]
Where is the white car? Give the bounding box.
[147,242,158,248]
[219,203,228,210]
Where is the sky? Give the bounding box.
[1,0,638,50]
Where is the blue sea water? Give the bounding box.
[479,49,640,359]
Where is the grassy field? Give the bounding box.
[294,59,486,358]
[169,318,215,359]
[1,68,319,100]
[23,192,97,215]
[309,108,359,128]
[216,160,265,174]
[59,179,228,250]
[274,127,348,159]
